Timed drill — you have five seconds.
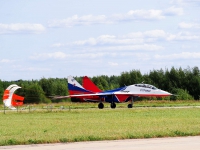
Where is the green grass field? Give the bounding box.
[2,100,199,111]
[0,104,200,146]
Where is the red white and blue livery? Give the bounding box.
[54,76,172,109]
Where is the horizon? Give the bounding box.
[1,65,198,81]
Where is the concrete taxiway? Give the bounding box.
[1,136,200,150]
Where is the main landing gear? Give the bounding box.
[127,103,133,108]
[98,102,104,109]
[98,102,116,109]
[110,102,116,109]
[98,96,136,109]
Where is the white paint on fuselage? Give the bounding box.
[114,84,171,97]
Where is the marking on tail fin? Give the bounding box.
[68,75,84,89]
[67,76,95,96]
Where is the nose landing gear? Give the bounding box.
[127,96,136,108]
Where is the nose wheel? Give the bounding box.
[127,96,135,108]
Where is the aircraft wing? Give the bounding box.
[52,91,140,99]
[52,92,117,99]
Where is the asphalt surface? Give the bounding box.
[1,136,200,150]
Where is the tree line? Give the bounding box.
[0,66,200,104]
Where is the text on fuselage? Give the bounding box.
[140,89,151,92]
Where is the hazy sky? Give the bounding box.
[0,0,200,81]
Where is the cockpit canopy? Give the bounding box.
[134,84,157,90]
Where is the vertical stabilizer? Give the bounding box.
[68,76,84,89]
[67,76,92,95]
[83,76,102,92]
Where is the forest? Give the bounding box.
[0,66,200,104]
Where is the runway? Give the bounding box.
[1,136,200,150]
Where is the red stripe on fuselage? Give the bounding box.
[69,90,101,102]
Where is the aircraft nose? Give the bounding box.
[162,90,172,96]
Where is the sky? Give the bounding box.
[0,0,200,81]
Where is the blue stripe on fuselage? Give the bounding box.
[68,83,93,93]
[100,87,126,103]
[68,84,127,103]
[101,86,126,93]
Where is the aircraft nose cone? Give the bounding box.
[163,91,172,96]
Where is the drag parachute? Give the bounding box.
[2,84,24,110]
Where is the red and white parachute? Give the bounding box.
[2,84,24,110]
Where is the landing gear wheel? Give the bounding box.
[98,102,104,109]
[110,102,116,109]
[127,104,133,108]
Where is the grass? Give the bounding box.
[0,106,200,146]
[1,100,200,111]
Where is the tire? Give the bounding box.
[127,104,133,108]
[98,102,104,109]
[110,102,116,109]
[71,98,81,102]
